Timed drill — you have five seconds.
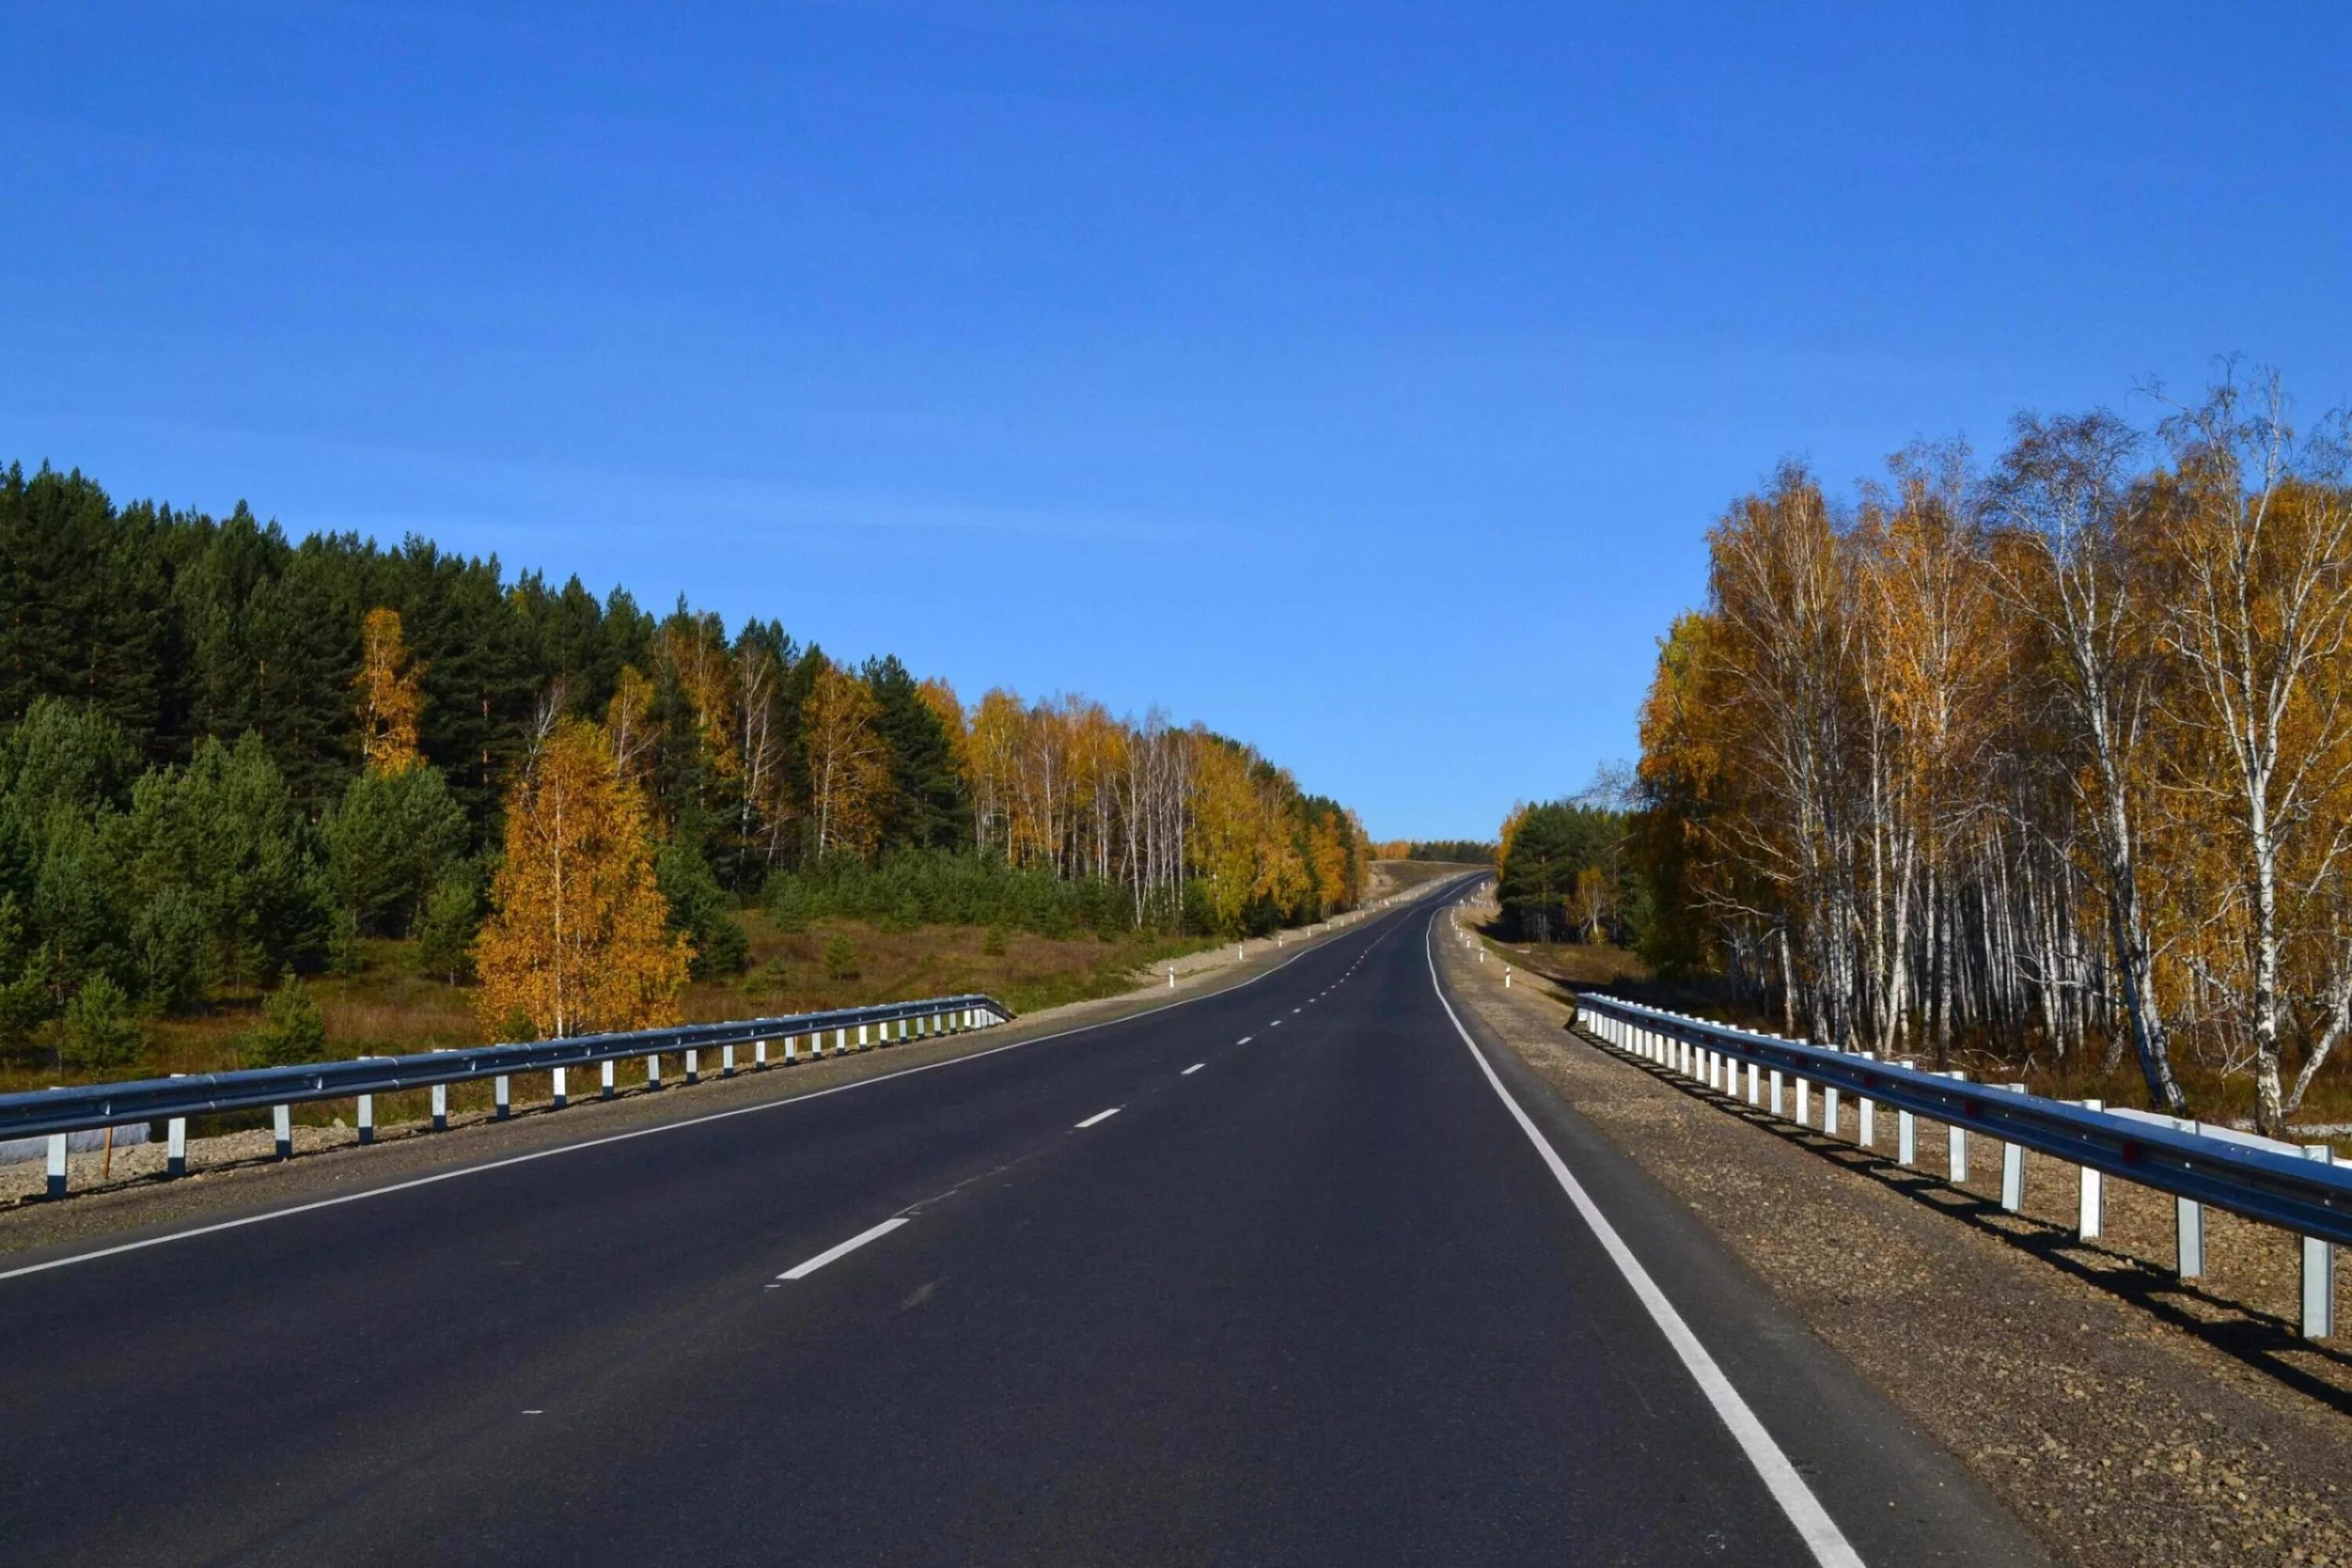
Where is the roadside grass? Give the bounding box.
[0,910,1212,1104]
[1367,858,1483,899]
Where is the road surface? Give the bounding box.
[0,882,2040,1565]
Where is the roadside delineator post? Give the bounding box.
[2076,1099,2103,1239]
[494,1074,511,1120]
[44,1093,66,1198]
[1857,1053,1877,1148]
[601,1059,616,1099]
[551,1067,567,1110]
[1945,1071,1969,1183]
[1897,1061,1918,1167]
[2000,1083,2027,1211]
[168,1073,189,1174]
[2305,1145,2336,1340]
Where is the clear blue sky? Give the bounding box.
[5,3,2348,840]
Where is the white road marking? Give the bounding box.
[0,928,1348,1287]
[1238,1036,1253,1044]
[1074,1107,1121,1129]
[1421,916,1864,1568]
[778,1216,910,1281]
[1182,1064,1204,1076]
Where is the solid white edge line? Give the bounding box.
[1181,1064,1204,1076]
[1420,910,1865,1568]
[1074,1107,1120,1129]
[0,887,1486,1289]
[778,1215,910,1280]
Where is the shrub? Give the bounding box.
[823,934,859,980]
[61,975,144,1075]
[244,970,328,1067]
[414,863,481,985]
[656,842,750,980]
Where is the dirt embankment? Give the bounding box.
[1439,896,2352,1568]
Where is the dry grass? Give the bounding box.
[0,912,1208,1097]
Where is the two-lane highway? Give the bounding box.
[0,885,2042,1565]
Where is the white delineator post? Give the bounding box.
[2304,1145,2336,1340]
[357,1091,375,1145]
[647,1054,662,1091]
[723,1044,735,1078]
[601,1059,617,1099]
[2000,1083,2027,1211]
[685,1048,700,1083]
[430,1083,448,1132]
[1897,1060,1918,1167]
[2076,1099,2104,1239]
[494,1074,511,1120]
[44,1125,66,1200]
[168,1072,189,1174]
[274,1102,292,1159]
[1945,1072,1969,1183]
[551,1066,568,1109]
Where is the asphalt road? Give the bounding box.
[0,882,2043,1566]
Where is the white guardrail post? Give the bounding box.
[2075,1100,2103,1239]
[1896,1063,1917,1167]
[2306,1145,2336,1341]
[2000,1083,2027,1211]
[168,1071,189,1175]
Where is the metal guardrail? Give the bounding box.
[4,993,1014,1200]
[1573,991,2350,1338]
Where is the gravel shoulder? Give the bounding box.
[0,893,1436,1260]
[1439,898,2352,1568]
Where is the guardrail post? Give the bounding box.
[45,1129,66,1199]
[1796,1075,1811,1128]
[685,1049,700,1084]
[2304,1145,2336,1339]
[357,1094,374,1145]
[784,1034,798,1065]
[431,1083,448,1132]
[756,1039,768,1069]
[1897,1062,1918,1166]
[647,1054,662,1091]
[1857,1054,1876,1147]
[1945,1072,1969,1183]
[1746,1061,1761,1106]
[1769,1068,1784,1116]
[1824,1079,1840,1138]
[495,1075,511,1120]
[2076,1099,2103,1238]
[834,1026,848,1053]
[1999,1084,2027,1210]
[723,1044,735,1078]
[601,1059,616,1099]
[274,1103,292,1159]
[2176,1188,2205,1279]
[552,1067,567,1109]
[168,1072,188,1175]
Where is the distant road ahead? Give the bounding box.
[0,884,2038,1565]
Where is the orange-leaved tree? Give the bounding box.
[354,607,426,775]
[802,662,890,861]
[474,717,691,1040]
